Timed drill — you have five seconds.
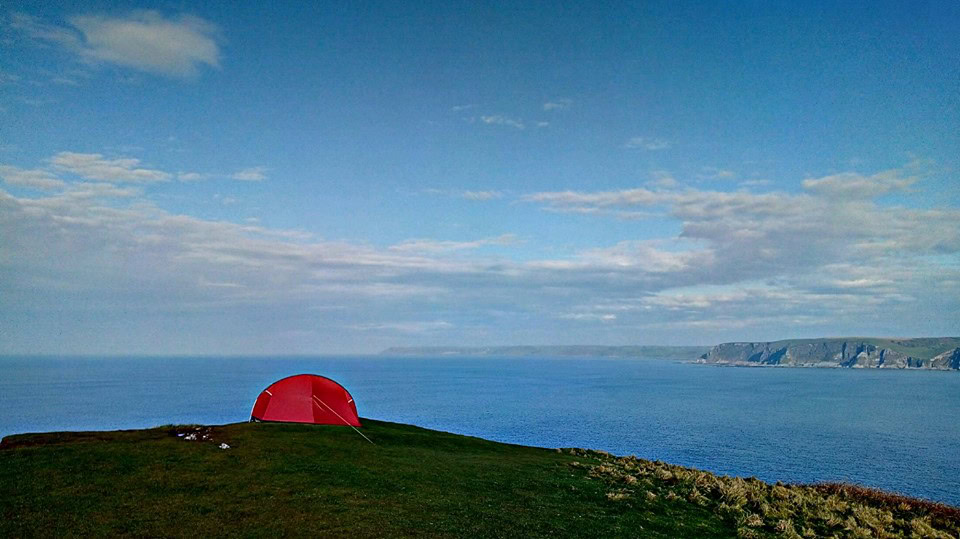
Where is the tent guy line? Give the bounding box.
[312,395,375,445]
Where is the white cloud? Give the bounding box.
[530,240,709,274]
[62,182,140,199]
[698,167,736,180]
[9,13,82,49]
[559,313,616,321]
[71,12,220,77]
[524,165,960,288]
[801,170,918,199]
[423,188,504,201]
[826,278,895,289]
[312,283,446,298]
[739,179,772,188]
[231,167,267,181]
[543,98,572,111]
[349,321,453,333]
[637,313,828,331]
[624,137,672,150]
[0,165,66,190]
[480,115,525,129]
[7,151,265,185]
[646,176,678,189]
[1,153,957,353]
[523,187,661,208]
[51,152,171,182]
[390,234,520,253]
[12,11,221,78]
[641,291,742,310]
[0,186,470,310]
[214,193,237,206]
[462,190,503,201]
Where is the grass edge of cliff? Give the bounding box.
[1,420,957,538]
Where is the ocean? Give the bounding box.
[2,356,958,506]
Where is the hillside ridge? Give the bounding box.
[3,421,958,537]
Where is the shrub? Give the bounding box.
[565,446,960,538]
[606,490,629,501]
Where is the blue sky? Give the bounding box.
[1,1,958,354]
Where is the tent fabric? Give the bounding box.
[250,374,361,427]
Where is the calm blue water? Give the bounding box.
[2,356,958,506]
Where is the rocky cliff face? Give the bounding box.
[930,348,960,370]
[700,339,960,370]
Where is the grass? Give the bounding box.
[2,421,957,537]
[1,420,730,537]
[569,448,960,538]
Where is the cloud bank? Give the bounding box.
[0,154,957,353]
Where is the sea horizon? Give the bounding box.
[4,355,959,506]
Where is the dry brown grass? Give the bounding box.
[562,447,960,538]
[814,483,960,522]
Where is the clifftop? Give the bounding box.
[700,337,960,369]
[3,421,959,536]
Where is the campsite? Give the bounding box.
[2,418,732,537]
[3,2,960,537]
[4,417,958,538]
[3,374,960,538]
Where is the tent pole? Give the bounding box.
[312,395,374,445]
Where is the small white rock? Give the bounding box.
[219,443,230,450]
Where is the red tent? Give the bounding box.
[250,374,361,427]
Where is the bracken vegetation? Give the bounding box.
[564,448,960,538]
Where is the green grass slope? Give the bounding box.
[2,421,958,538]
[1,420,729,538]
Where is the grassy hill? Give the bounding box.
[2,420,958,538]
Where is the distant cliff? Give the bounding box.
[381,345,710,359]
[700,338,960,370]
